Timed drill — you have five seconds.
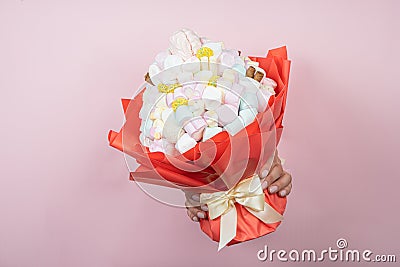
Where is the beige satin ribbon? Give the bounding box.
[200,175,283,251]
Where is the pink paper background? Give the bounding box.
[1,0,399,266]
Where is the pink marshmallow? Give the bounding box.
[263,78,277,89]
[183,85,194,98]
[220,52,235,67]
[149,139,164,153]
[224,90,240,109]
[191,83,205,100]
[173,87,187,99]
[215,104,238,126]
[225,103,239,115]
[166,86,191,108]
[149,127,156,137]
[231,83,244,95]
[183,117,207,140]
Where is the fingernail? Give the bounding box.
[197,212,205,219]
[261,169,268,178]
[269,185,278,193]
[279,190,287,197]
[191,194,200,202]
[192,216,199,222]
[261,180,268,190]
[201,205,208,211]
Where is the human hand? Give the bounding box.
[185,151,292,222]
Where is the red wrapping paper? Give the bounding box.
[108,46,291,245]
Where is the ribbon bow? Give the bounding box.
[200,175,283,251]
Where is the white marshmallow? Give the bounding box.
[155,51,170,68]
[203,42,223,58]
[224,90,240,108]
[143,137,151,147]
[215,104,238,126]
[173,87,187,100]
[231,83,245,95]
[188,99,205,117]
[143,119,153,137]
[239,77,258,94]
[150,107,163,120]
[199,56,217,74]
[175,105,193,125]
[202,126,223,141]
[183,56,201,73]
[139,104,151,120]
[239,108,257,126]
[256,89,273,113]
[175,133,197,154]
[232,64,246,76]
[153,119,164,128]
[161,108,173,122]
[177,72,194,84]
[194,70,213,82]
[261,84,276,96]
[263,78,277,89]
[163,141,178,155]
[164,55,184,69]
[224,116,244,136]
[193,83,205,98]
[239,92,258,110]
[149,63,161,81]
[219,52,235,67]
[248,77,261,88]
[222,69,237,83]
[203,110,218,127]
[160,71,178,83]
[234,56,246,67]
[202,86,222,110]
[217,78,233,90]
[163,116,184,143]
[224,49,240,57]
[139,132,145,144]
[149,139,166,153]
[182,85,195,99]
[245,57,259,68]
[155,94,168,108]
[142,87,159,103]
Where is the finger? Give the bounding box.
[268,171,292,194]
[184,192,201,207]
[279,182,292,197]
[186,209,199,222]
[263,163,284,188]
[191,193,200,202]
[259,152,278,178]
[200,204,208,212]
[185,193,208,211]
[185,201,207,220]
[188,206,207,220]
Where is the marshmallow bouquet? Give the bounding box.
[139,29,278,155]
[109,29,291,250]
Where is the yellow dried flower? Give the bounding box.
[171,97,188,111]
